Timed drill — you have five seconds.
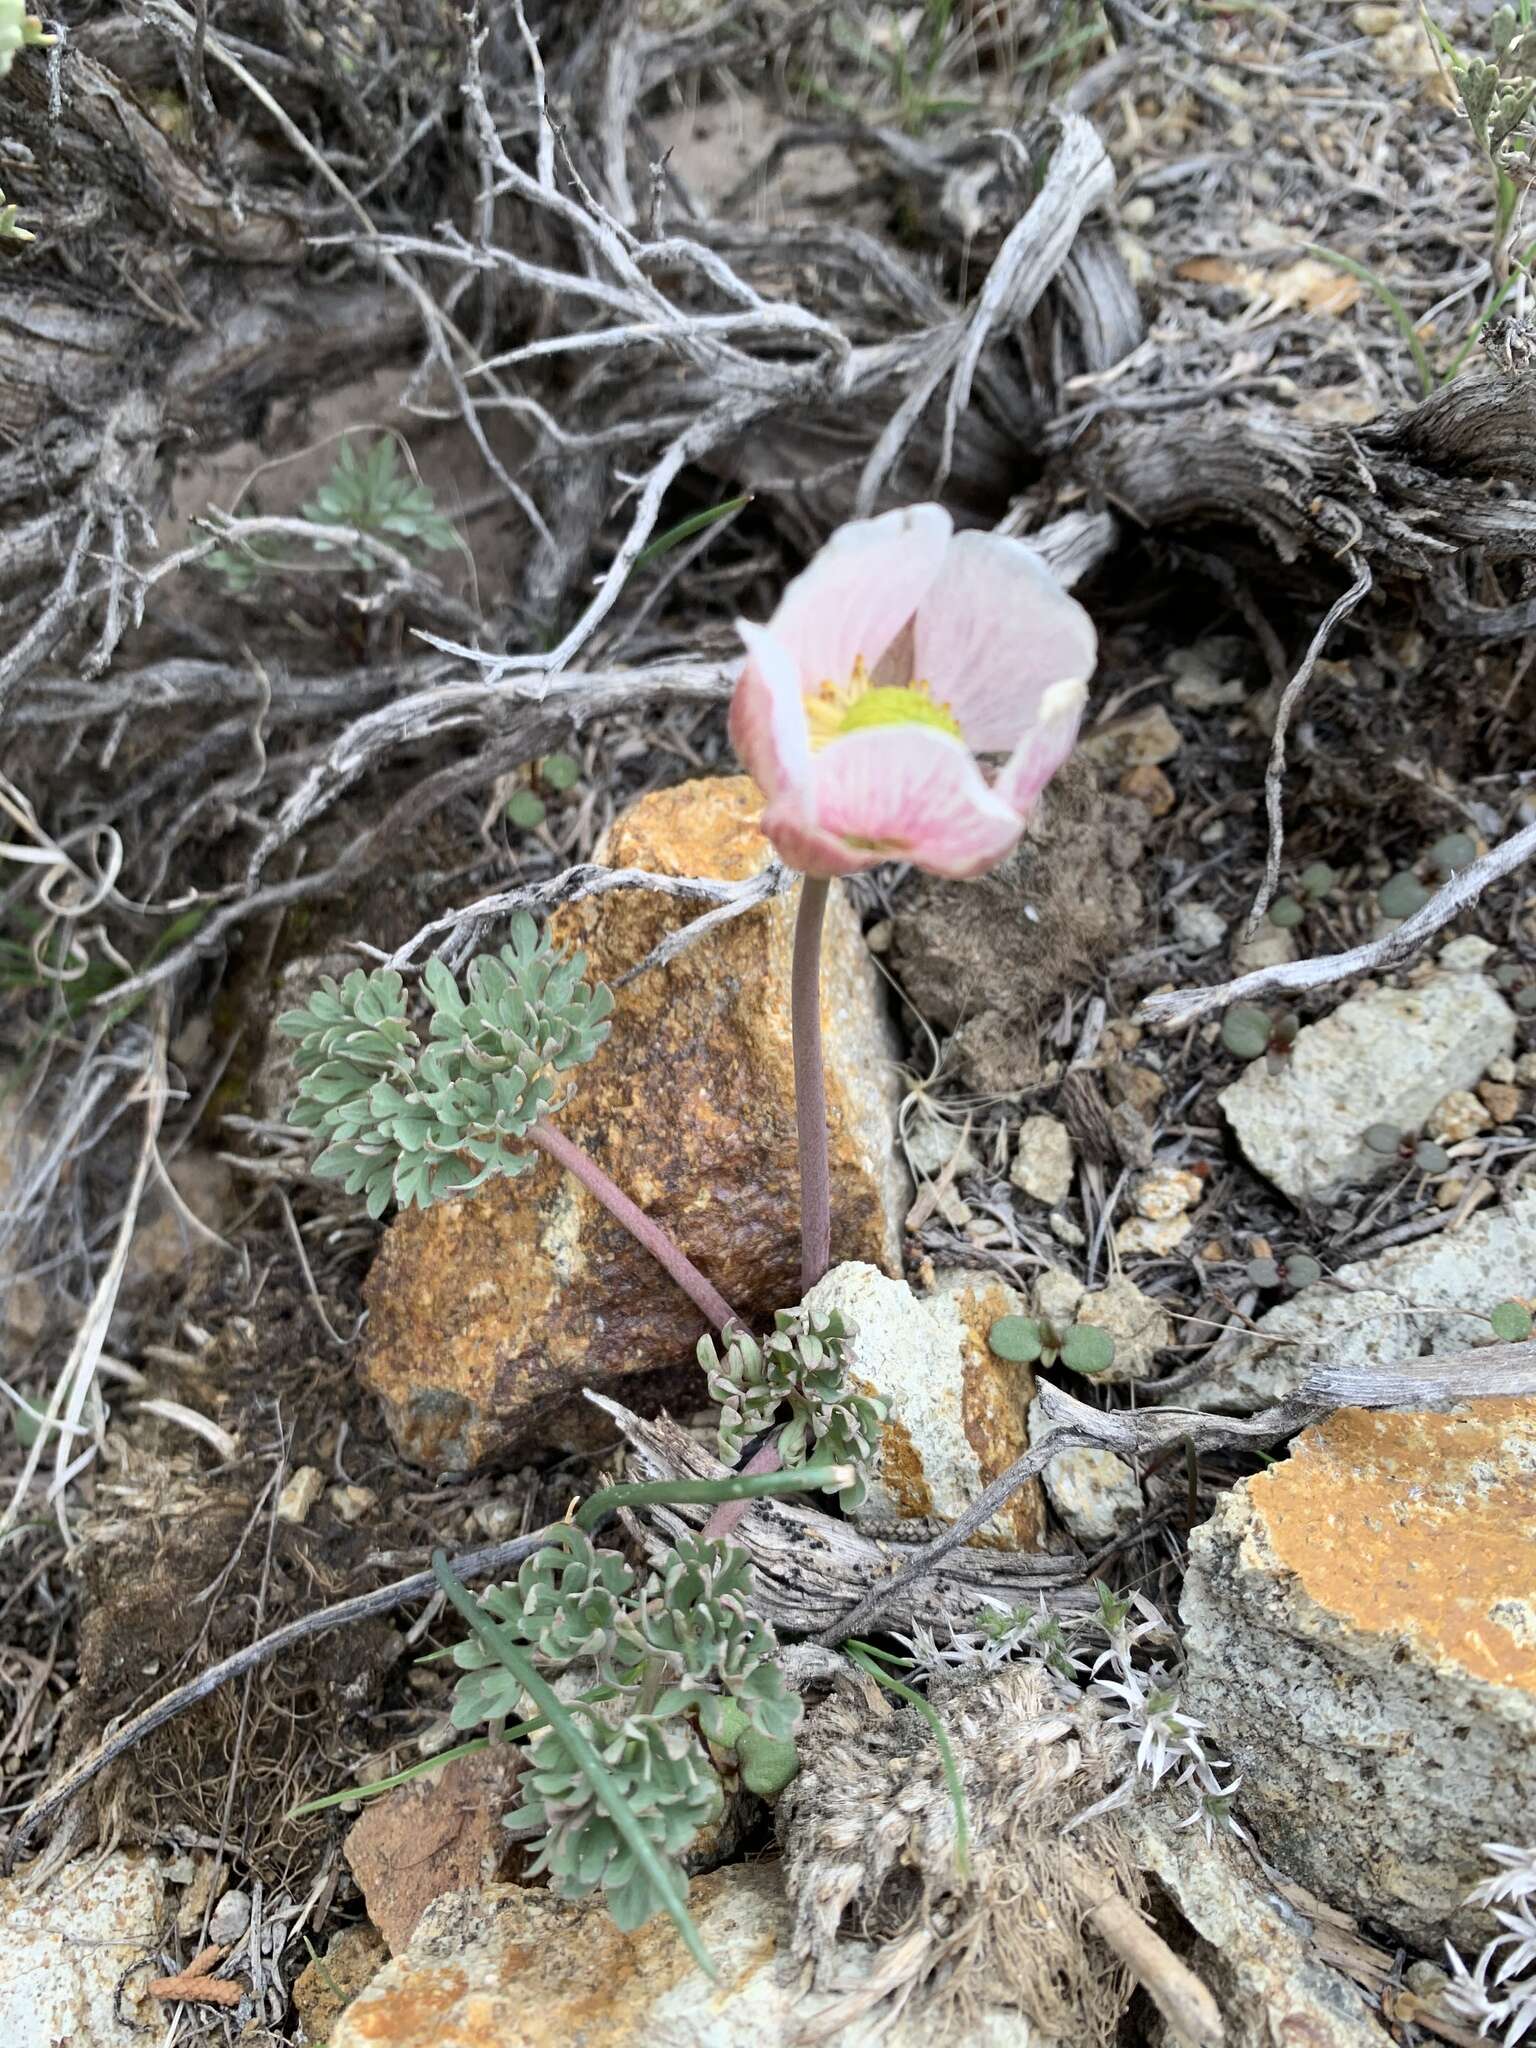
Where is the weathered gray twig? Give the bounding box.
[815,1343,1536,1643]
[1244,556,1373,938]
[385,858,788,974]
[1138,814,1536,1030]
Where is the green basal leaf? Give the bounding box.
[1378,870,1430,919]
[1059,1323,1115,1375]
[987,1314,1042,1364]
[1221,1004,1273,1061]
[1490,1299,1534,1342]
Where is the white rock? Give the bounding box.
[803,1263,1047,1550]
[1219,973,1517,1201]
[1518,1052,1536,1087]
[0,1852,166,2047]
[1011,1114,1075,1207]
[277,1465,325,1525]
[1032,1266,1086,1331]
[1114,1214,1194,1258]
[1030,1397,1142,1546]
[1230,923,1296,975]
[1127,1805,1397,2048]
[1072,1273,1171,1383]
[904,1113,978,1180]
[1048,1211,1086,1249]
[1186,1193,1536,1410]
[1134,1167,1203,1220]
[1180,1398,1536,1949]
[1173,901,1227,953]
[332,1861,1051,2048]
[1438,934,1497,972]
[1080,703,1181,769]
[1426,1088,1491,1143]
[328,1484,378,1524]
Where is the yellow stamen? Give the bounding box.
[805,653,962,750]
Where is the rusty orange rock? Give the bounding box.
[361,777,906,1467]
[1181,1397,1536,1946]
[345,1748,525,1955]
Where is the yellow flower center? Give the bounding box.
[804,655,962,750]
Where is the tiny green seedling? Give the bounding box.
[1493,961,1536,1014]
[1245,1251,1322,1293]
[988,1312,1115,1376]
[1362,1123,1452,1176]
[1220,1005,1300,1071]
[1490,1299,1534,1342]
[1267,860,1338,929]
[505,789,548,830]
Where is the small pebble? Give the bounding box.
[1106,1062,1166,1116]
[1080,703,1181,772]
[1173,901,1227,953]
[1436,1177,1469,1210]
[1439,934,1497,973]
[327,1484,378,1525]
[1231,923,1296,974]
[1426,1090,1492,1145]
[1049,1210,1087,1249]
[208,1891,252,1945]
[1120,763,1176,817]
[276,1466,325,1526]
[1488,1055,1517,1083]
[1011,1113,1075,1208]
[1121,194,1155,228]
[1114,1213,1194,1257]
[1134,1166,1204,1220]
[473,1499,525,1541]
[1518,1053,1536,1087]
[1477,1080,1522,1125]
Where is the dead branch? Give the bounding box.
[1246,558,1373,938]
[589,1395,1088,1637]
[815,1343,1536,1643]
[1137,815,1536,1030]
[385,857,791,973]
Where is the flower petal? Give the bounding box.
[757,793,871,878]
[913,531,1097,754]
[994,677,1087,814]
[729,621,812,800]
[802,724,1025,879]
[761,503,953,690]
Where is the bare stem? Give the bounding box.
[792,875,832,1295]
[527,1119,737,1332]
[700,1441,782,1543]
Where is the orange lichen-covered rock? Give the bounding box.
[330,1862,1044,2048]
[361,777,906,1468]
[1181,1398,1536,1947]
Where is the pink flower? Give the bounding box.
[731,504,1096,879]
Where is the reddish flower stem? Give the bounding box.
[527,1120,737,1333]
[701,1441,782,1544]
[791,875,833,1295]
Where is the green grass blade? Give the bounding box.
[1444,238,1536,380]
[1304,243,1436,396]
[847,1642,971,1878]
[574,1464,853,1532]
[432,1550,716,1978]
[287,1736,496,1818]
[632,495,750,574]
